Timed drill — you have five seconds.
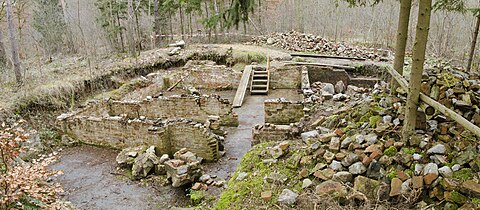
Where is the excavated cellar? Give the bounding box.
[55,57,383,189]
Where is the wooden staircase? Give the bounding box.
[250,57,271,95]
[250,69,269,94]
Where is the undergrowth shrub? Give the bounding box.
[0,120,64,209]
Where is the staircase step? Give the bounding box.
[252,79,268,83]
[251,90,268,94]
[252,84,268,88]
[253,75,268,78]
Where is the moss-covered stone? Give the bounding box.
[445,191,467,204]
[384,146,398,157]
[214,142,302,209]
[453,168,474,181]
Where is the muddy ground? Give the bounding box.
[51,146,188,210]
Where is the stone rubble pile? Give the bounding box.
[248,31,391,61]
[414,67,480,126]
[116,146,204,187]
[294,78,480,208]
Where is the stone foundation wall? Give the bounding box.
[148,60,242,90]
[270,66,302,89]
[108,95,238,126]
[57,115,220,161]
[307,66,350,86]
[252,124,294,145]
[264,99,304,124]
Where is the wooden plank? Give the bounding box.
[233,65,253,108]
[385,65,480,138]
[167,75,188,91]
[284,61,355,70]
[290,53,366,61]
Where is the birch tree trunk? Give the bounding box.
[6,0,22,85]
[467,14,480,73]
[402,0,432,141]
[391,0,412,93]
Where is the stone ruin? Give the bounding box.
[56,93,239,161]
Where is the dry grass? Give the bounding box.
[0,45,235,120]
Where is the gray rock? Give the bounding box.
[335,80,345,94]
[423,163,438,175]
[413,153,422,161]
[438,166,453,177]
[349,162,367,175]
[302,179,313,189]
[341,137,353,149]
[401,179,412,194]
[329,137,341,152]
[383,115,392,124]
[341,153,359,167]
[159,154,170,163]
[322,92,334,100]
[236,172,248,181]
[333,93,347,101]
[332,171,353,183]
[330,160,344,171]
[414,164,423,175]
[323,150,335,163]
[277,189,298,205]
[355,134,365,144]
[266,38,275,45]
[393,118,401,126]
[427,144,446,155]
[419,141,428,149]
[322,83,335,95]
[452,164,461,172]
[366,160,382,179]
[199,174,211,182]
[365,133,378,145]
[301,130,319,141]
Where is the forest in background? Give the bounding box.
[0,0,476,62]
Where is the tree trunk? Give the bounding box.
[213,0,219,41]
[0,30,8,66]
[127,0,136,57]
[402,0,432,141]
[391,0,412,93]
[467,14,480,73]
[294,0,304,33]
[6,0,21,85]
[179,5,184,40]
[153,0,161,46]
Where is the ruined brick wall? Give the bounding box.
[108,95,238,126]
[57,115,220,161]
[252,124,294,145]
[168,123,219,161]
[58,116,171,152]
[270,66,302,89]
[264,99,304,124]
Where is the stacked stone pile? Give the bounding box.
[414,67,480,126]
[248,31,390,61]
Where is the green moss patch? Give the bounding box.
[214,142,302,209]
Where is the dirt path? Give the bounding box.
[51,146,188,210]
